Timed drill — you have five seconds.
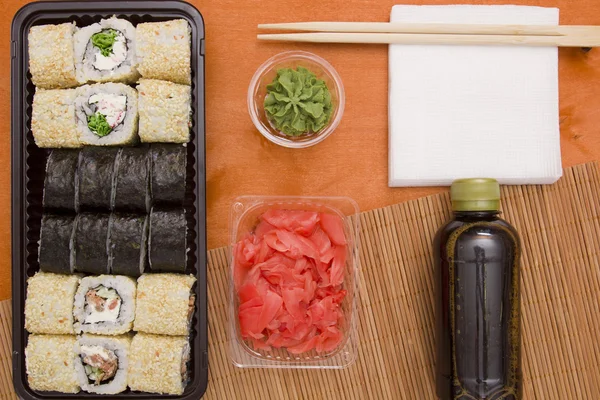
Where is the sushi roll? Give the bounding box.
[73,275,136,335]
[77,147,120,210]
[136,19,191,85]
[74,334,132,394]
[75,83,139,146]
[134,273,196,336]
[31,88,81,148]
[74,17,140,84]
[28,23,78,89]
[109,214,148,277]
[128,333,191,395]
[43,149,79,211]
[38,214,75,274]
[137,79,191,143]
[73,213,110,274]
[149,208,187,273]
[25,334,80,393]
[25,272,80,334]
[150,144,187,205]
[113,147,150,212]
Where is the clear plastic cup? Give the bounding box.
[247,51,345,149]
[228,196,359,368]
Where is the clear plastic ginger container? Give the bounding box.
[228,196,360,369]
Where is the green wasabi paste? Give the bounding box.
[91,29,118,57]
[264,66,333,137]
[87,113,112,137]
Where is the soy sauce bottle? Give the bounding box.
[433,178,521,400]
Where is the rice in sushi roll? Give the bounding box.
[74,334,132,394]
[134,273,196,336]
[109,214,148,277]
[25,272,80,334]
[73,213,111,274]
[73,275,136,335]
[25,334,80,393]
[149,208,187,273]
[128,333,191,395]
[137,79,191,143]
[150,144,187,206]
[43,149,80,211]
[75,83,138,146]
[74,17,140,84]
[31,88,81,148]
[38,214,76,274]
[136,19,191,85]
[28,22,78,89]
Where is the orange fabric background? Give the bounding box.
[0,0,599,301]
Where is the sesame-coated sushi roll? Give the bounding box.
[43,149,79,211]
[149,208,187,273]
[137,79,191,143]
[150,144,187,206]
[73,213,111,275]
[28,22,78,89]
[73,275,136,335]
[77,147,120,210]
[128,333,191,395]
[75,83,139,146]
[136,19,191,85]
[74,17,140,84]
[38,214,75,274]
[134,273,196,336]
[31,88,81,148]
[113,147,150,212]
[25,334,80,393]
[109,214,148,277]
[74,334,132,394]
[25,272,80,334]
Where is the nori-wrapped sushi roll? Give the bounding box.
[74,213,110,274]
[109,213,148,277]
[148,208,187,273]
[114,147,150,212]
[38,214,76,274]
[150,144,186,206]
[43,149,79,211]
[77,147,120,210]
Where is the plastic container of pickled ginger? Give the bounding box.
[228,196,360,369]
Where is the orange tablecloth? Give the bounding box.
[1,0,599,301]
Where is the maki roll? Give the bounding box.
[134,273,196,336]
[73,275,136,335]
[73,213,110,274]
[128,333,191,395]
[31,88,81,148]
[74,17,140,84]
[113,147,150,212]
[75,83,139,146]
[137,79,191,143]
[43,149,79,211]
[109,214,148,277]
[28,23,78,89]
[136,19,191,85]
[38,214,75,274]
[25,272,80,335]
[77,147,120,210]
[150,144,187,206]
[149,208,187,273]
[25,335,80,393]
[74,334,132,394]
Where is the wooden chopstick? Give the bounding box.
[257,22,600,47]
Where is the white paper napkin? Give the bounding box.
[388,5,562,187]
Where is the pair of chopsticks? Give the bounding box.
[257,22,600,47]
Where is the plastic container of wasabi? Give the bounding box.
[248,51,345,149]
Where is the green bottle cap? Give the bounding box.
[450,178,500,211]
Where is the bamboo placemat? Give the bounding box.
[1,162,599,399]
